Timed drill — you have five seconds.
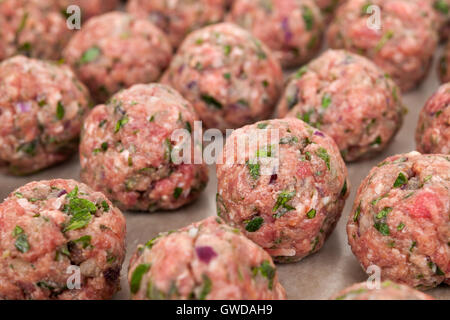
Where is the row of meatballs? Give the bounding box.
[0,168,446,300]
[0,46,448,176]
[0,81,448,298]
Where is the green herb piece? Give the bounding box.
[201,94,222,109]
[393,172,408,188]
[397,222,405,231]
[376,207,392,219]
[257,122,269,129]
[256,145,273,158]
[130,263,151,294]
[279,136,298,145]
[17,140,37,156]
[101,142,108,152]
[246,161,260,180]
[375,30,394,52]
[63,190,97,232]
[273,190,295,218]
[316,147,330,170]
[223,44,232,56]
[353,204,361,222]
[173,187,183,199]
[370,136,382,146]
[12,225,24,237]
[434,0,449,14]
[101,200,109,212]
[56,102,65,120]
[374,222,390,236]
[252,261,275,290]
[14,192,24,199]
[340,181,348,197]
[71,235,92,249]
[198,275,212,300]
[295,66,308,78]
[306,209,316,219]
[114,115,129,133]
[245,217,264,232]
[15,232,30,253]
[302,6,314,30]
[321,93,332,109]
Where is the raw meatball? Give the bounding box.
[0,56,91,175]
[228,0,324,67]
[80,83,209,212]
[348,152,450,289]
[126,0,228,48]
[64,12,172,103]
[57,0,119,20]
[416,83,450,155]
[128,217,286,300]
[0,179,126,300]
[0,0,72,61]
[327,0,439,92]
[278,50,405,162]
[161,23,283,131]
[438,41,450,83]
[216,118,349,263]
[331,281,434,300]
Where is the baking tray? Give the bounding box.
[0,45,449,300]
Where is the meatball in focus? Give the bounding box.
[331,281,434,300]
[279,50,405,162]
[162,23,283,131]
[416,83,450,155]
[80,84,209,212]
[128,217,286,300]
[126,0,228,48]
[348,152,450,289]
[0,179,126,300]
[64,12,172,103]
[228,0,324,67]
[0,56,91,175]
[327,0,438,91]
[217,118,349,263]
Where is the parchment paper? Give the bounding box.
[0,47,448,300]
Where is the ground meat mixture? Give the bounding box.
[126,0,228,48]
[63,12,172,103]
[278,49,405,162]
[348,152,450,289]
[80,83,209,212]
[0,56,91,175]
[228,0,325,67]
[128,217,286,300]
[216,118,349,263]
[327,0,439,92]
[0,179,126,300]
[331,281,434,300]
[161,23,283,131]
[0,0,72,61]
[416,83,450,155]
